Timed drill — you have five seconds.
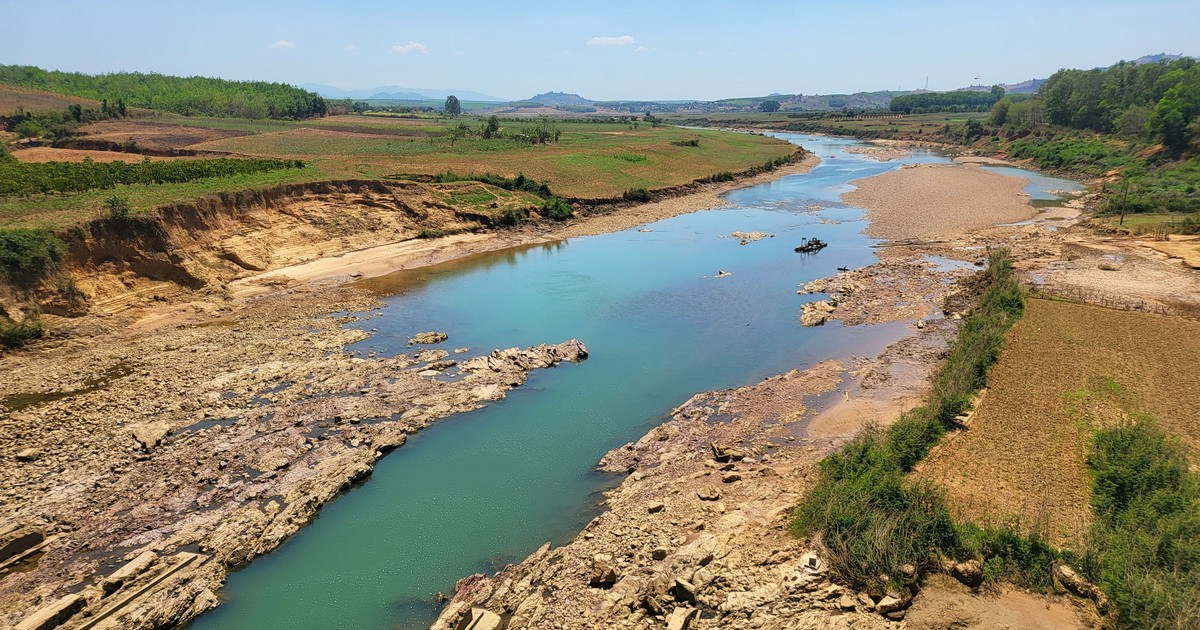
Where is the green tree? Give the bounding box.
[447,123,470,147]
[990,98,1011,126]
[482,115,500,139]
[444,95,462,117]
[759,100,781,112]
[0,64,328,120]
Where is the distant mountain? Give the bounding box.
[528,92,592,106]
[1000,78,1045,94]
[960,78,1045,94]
[1130,53,1184,65]
[367,91,431,100]
[300,83,508,102]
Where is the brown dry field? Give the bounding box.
[0,84,99,113]
[74,119,248,151]
[10,147,188,163]
[914,297,1200,545]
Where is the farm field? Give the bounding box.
[9,147,191,163]
[0,84,100,114]
[68,119,252,151]
[913,297,1200,544]
[185,116,795,197]
[0,113,794,230]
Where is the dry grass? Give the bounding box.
[9,147,188,163]
[74,119,249,151]
[0,84,99,113]
[913,297,1200,544]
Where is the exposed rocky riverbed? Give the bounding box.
[0,283,586,629]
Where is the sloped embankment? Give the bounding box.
[11,179,541,315]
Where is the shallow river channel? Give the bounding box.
[189,134,1079,629]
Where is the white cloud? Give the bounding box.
[634,45,654,53]
[344,44,357,51]
[389,41,431,55]
[271,40,295,49]
[587,35,636,46]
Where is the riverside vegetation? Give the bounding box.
[793,248,1200,628]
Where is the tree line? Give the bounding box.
[3,101,127,141]
[0,65,327,120]
[890,86,1008,114]
[1035,57,1200,153]
[0,155,304,197]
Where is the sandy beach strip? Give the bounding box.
[844,163,1034,241]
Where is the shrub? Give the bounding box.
[0,314,45,348]
[13,119,44,138]
[703,171,736,183]
[104,194,131,220]
[541,196,574,220]
[1084,420,1200,628]
[54,277,88,313]
[791,427,958,591]
[622,188,652,202]
[495,207,527,227]
[0,229,67,288]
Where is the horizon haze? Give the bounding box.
[1,0,1198,101]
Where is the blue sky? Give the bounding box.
[2,0,1197,100]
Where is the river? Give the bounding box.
[188,133,1080,629]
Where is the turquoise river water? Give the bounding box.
[188,134,1080,629]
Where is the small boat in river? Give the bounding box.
[794,237,828,254]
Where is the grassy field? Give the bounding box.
[184,116,794,197]
[1,113,793,230]
[914,297,1200,544]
